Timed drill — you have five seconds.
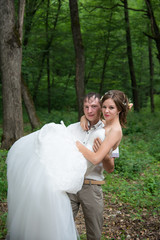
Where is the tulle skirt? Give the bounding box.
[7,122,88,240]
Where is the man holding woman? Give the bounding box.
[6,90,129,240]
[68,92,119,240]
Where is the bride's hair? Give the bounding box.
[101,90,129,127]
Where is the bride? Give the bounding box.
[6,90,129,240]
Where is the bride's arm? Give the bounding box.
[93,138,114,172]
[76,128,122,165]
[102,157,114,173]
[80,115,89,131]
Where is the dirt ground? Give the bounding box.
[1,193,160,240]
[75,193,160,240]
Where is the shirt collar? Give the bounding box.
[88,120,104,130]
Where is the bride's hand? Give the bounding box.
[80,115,89,131]
[93,138,102,152]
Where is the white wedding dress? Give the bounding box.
[6,122,105,240]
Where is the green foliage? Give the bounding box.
[123,111,160,161]
[103,110,160,214]
[18,0,160,111]
[147,133,160,161]
[146,94,160,112]
[35,82,78,110]
[114,111,160,179]
[103,162,160,211]
[115,137,155,179]
[0,150,7,201]
[36,108,78,127]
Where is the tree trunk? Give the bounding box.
[124,0,139,111]
[19,0,43,127]
[99,47,109,95]
[99,12,113,95]
[148,37,154,112]
[145,0,160,62]
[62,72,71,96]
[23,0,44,47]
[46,0,51,113]
[33,0,61,102]
[69,0,85,119]
[85,48,99,86]
[21,77,40,129]
[0,0,24,149]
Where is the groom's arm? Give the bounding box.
[102,156,114,173]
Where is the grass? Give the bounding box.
[103,162,160,212]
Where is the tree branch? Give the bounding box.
[18,0,26,41]
[80,2,147,14]
[143,32,155,40]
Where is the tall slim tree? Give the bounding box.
[21,0,43,128]
[21,77,40,129]
[69,0,85,119]
[33,0,61,102]
[0,0,25,149]
[23,0,44,47]
[145,0,160,62]
[46,0,51,113]
[124,0,139,111]
[99,11,113,94]
[148,37,154,112]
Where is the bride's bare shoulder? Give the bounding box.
[104,125,122,137]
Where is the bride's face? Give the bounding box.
[102,98,119,122]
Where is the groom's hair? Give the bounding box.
[83,92,101,104]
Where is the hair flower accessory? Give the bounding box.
[100,95,104,101]
[123,98,133,109]
[128,98,133,110]
[100,91,109,101]
[128,103,133,110]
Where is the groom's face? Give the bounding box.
[83,96,101,126]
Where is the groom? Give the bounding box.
[67,92,119,240]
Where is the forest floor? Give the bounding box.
[1,193,160,240]
[75,193,160,240]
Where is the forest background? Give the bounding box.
[0,0,160,239]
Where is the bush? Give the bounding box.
[115,138,155,179]
[103,162,160,211]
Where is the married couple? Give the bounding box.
[6,90,130,240]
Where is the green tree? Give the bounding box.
[69,0,85,119]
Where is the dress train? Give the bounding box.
[7,122,88,240]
